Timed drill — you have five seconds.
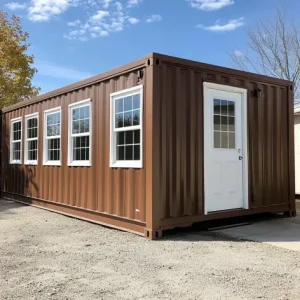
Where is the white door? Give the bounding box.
[294,115,300,194]
[204,82,248,214]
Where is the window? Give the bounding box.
[110,85,143,168]
[44,108,61,166]
[68,99,92,166]
[25,113,39,165]
[10,118,22,164]
[213,99,235,149]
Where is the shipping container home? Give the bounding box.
[0,53,296,239]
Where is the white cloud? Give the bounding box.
[67,19,81,26]
[188,0,234,11]
[90,10,110,22]
[27,0,76,22]
[146,14,162,23]
[35,60,94,81]
[65,1,137,40]
[102,0,113,9]
[8,0,142,39]
[234,50,244,57]
[197,17,244,32]
[5,2,27,10]
[127,0,142,7]
[128,17,139,24]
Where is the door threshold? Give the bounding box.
[207,208,245,215]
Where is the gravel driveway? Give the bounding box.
[1,199,300,300]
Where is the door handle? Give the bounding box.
[239,156,243,160]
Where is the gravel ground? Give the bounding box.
[1,200,300,300]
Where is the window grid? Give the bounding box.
[11,120,22,163]
[45,110,61,164]
[213,99,235,149]
[69,102,91,165]
[110,86,143,168]
[25,115,38,164]
[114,93,141,161]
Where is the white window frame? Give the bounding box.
[43,107,62,166]
[24,112,39,166]
[68,99,92,167]
[10,117,22,164]
[110,85,143,169]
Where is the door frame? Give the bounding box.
[203,82,249,215]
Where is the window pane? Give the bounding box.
[13,142,21,151]
[81,119,89,133]
[228,101,235,116]
[124,111,132,127]
[125,131,133,144]
[33,128,38,138]
[220,100,227,115]
[125,145,133,160]
[214,131,221,148]
[73,137,89,161]
[214,99,221,114]
[134,130,140,144]
[134,145,140,160]
[229,132,235,149]
[220,116,228,131]
[116,98,123,113]
[228,117,235,132]
[32,118,38,128]
[54,150,60,161]
[133,94,140,110]
[220,132,228,149]
[117,146,125,160]
[115,113,123,128]
[80,148,88,161]
[74,149,80,161]
[124,96,132,111]
[13,142,21,160]
[47,125,53,137]
[13,150,21,161]
[82,106,89,119]
[72,120,80,134]
[73,108,80,121]
[117,132,124,145]
[47,114,54,125]
[47,112,60,137]
[28,140,37,151]
[214,115,220,131]
[133,110,140,126]
[48,138,60,160]
[54,124,60,136]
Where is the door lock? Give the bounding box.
[239,156,243,160]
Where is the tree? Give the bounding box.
[0,11,39,110]
[231,4,300,99]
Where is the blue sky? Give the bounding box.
[1,0,299,94]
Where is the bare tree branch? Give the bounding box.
[231,2,300,99]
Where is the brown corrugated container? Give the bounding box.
[0,53,296,239]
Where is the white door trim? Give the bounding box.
[203,82,248,214]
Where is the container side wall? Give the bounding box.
[1,69,147,227]
[153,57,293,227]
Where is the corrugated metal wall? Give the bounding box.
[153,55,293,223]
[1,69,148,225]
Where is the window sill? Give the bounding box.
[10,161,22,165]
[24,161,38,166]
[44,161,62,166]
[110,161,142,169]
[68,161,91,167]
